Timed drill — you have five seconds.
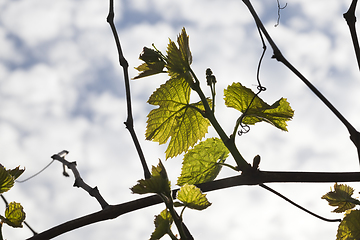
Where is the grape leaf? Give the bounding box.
[7,166,25,180]
[337,210,360,240]
[2,202,26,228]
[0,165,14,194]
[131,160,171,196]
[133,47,166,80]
[175,184,211,210]
[150,209,173,240]
[177,138,229,186]
[146,77,211,159]
[321,183,360,213]
[166,27,193,85]
[224,82,294,131]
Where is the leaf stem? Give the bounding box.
[188,68,251,171]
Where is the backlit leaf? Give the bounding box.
[166,27,193,85]
[146,77,210,159]
[177,138,229,186]
[322,183,360,213]
[133,47,166,80]
[0,165,14,194]
[224,82,294,131]
[7,166,25,180]
[131,160,171,196]
[150,209,173,240]
[4,202,25,228]
[337,210,360,240]
[175,184,211,210]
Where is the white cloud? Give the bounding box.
[0,0,359,239]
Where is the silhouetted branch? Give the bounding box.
[106,0,151,179]
[26,170,360,239]
[51,151,109,209]
[242,0,360,164]
[344,0,360,71]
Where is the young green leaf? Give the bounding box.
[321,183,360,213]
[0,165,15,194]
[166,27,193,85]
[175,184,211,210]
[133,47,166,80]
[2,202,26,228]
[337,210,360,240]
[7,166,25,180]
[224,82,294,131]
[131,160,171,196]
[146,77,211,159]
[177,138,229,186]
[150,209,173,240]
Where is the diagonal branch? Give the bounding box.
[26,170,360,239]
[242,0,360,164]
[344,0,360,71]
[106,0,151,179]
[52,151,109,209]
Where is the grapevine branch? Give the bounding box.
[51,151,109,209]
[106,0,151,179]
[242,0,360,164]
[26,170,359,239]
[344,0,360,72]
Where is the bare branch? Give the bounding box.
[242,0,360,164]
[51,151,109,209]
[26,170,360,239]
[106,0,151,179]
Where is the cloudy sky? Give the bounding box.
[1,0,360,239]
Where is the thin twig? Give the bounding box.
[259,184,340,222]
[344,0,360,71]
[106,0,151,179]
[51,151,109,209]
[242,0,360,164]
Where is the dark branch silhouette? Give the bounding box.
[106,0,151,179]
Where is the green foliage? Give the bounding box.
[131,160,171,196]
[322,184,360,240]
[174,184,211,211]
[337,210,360,240]
[150,209,173,240]
[0,202,26,228]
[224,82,294,131]
[145,67,210,159]
[132,47,166,80]
[322,183,360,213]
[134,27,294,240]
[177,137,229,186]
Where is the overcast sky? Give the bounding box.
[1,0,360,239]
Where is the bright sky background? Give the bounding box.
[1,0,360,239]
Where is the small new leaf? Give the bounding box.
[175,184,211,210]
[177,138,229,186]
[166,27,193,85]
[133,47,166,80]
[3,202,26,228]
[131,160,171,196]
[337,210,360,240]
[224,82,294,131]
[8,166,25,180]
[146,77,211,159]
[150,209,173,240]
[0,165,15,194]
[321,183,360,213]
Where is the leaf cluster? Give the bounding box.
[132,28,295,239]
[322,183,360,240]
[0,164,26,238]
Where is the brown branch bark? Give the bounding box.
[26,170,360,240]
